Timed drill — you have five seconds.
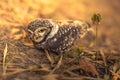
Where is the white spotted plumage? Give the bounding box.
[27,19,91,53]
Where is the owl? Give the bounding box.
[27,19,91,53]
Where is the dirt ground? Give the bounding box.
[0,0,120,80]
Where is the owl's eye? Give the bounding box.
[39,29,46,32]
[35,28,47,33]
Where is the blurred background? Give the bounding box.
[0,0,120,41]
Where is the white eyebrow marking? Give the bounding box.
[28,29,34,34]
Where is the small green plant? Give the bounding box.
[91,13,102,49]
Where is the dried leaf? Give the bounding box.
[67,57,99,76]
[79,57,99,76]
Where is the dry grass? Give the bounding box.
[0,0,120,80]
[2,44,8,78]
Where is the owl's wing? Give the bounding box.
[56,20,92,50]
[57,20,91,38]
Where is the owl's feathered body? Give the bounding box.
[27,19,91,53]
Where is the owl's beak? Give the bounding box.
[32,33,43,42]
[34,33,42,39]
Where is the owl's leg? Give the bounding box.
[49,54,63,74]
[44,49,54,65]
[44,49,63,74]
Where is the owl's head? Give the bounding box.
[27,19,59,43]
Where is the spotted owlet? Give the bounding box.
[27,19,91,53]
